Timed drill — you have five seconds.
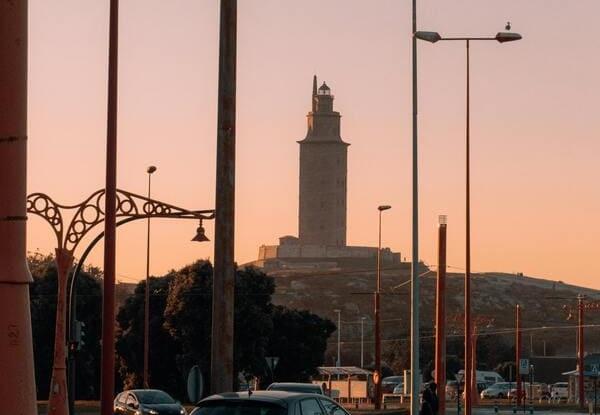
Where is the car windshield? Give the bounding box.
[268,385,319,394]
[136,390,176,404]
[195,401,287,415]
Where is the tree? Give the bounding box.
[267,306,335,383]
[28,252,102,399]
[116,273,182,396]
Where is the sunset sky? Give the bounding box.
[27,0,600,288]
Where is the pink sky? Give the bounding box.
[26,0,600,288]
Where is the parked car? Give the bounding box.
[382,376,404,394]
[267,382,325,395]
[190,391,350,415]
[114,389,186,415]
[392,382,405,395]
[507,383,549,400]
[550,382,568,400]
[481,382,513,399]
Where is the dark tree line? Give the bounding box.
[116,261,336,400]
[28,254,335,402]
[29,253,103,400]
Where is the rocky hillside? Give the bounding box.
[266,264,600,370]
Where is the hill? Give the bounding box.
[264,264,600,373]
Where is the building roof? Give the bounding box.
[317,366,372,376]
[318,82,330,91]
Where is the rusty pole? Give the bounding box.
[48,250,74,415]
[435,216,447,415]
[0,1,37,413]
[515,304,522,406]
[211,0,237,394]
[579,295,585,409]
[471,326,479,406]
[100,1,119,414]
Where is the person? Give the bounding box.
[428,382,439,415]
[420,382,439,415]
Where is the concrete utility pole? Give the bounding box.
[0,1,37,413]
[435,216,447,415]
[100,1,119,414]
[211,0,237,394]
[410,1,421,414]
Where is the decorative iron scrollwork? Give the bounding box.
[27,189,215,254]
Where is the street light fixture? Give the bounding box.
[415,28,522,415]
[143,165,157,389]
[26,189,214,415]
[192,221,210,242]
[375,204,391,409]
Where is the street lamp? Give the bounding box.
[375,204,391,409]
[334,309,341,367]
[361,317,367,368]
[26,189,214,415]
[143,165,157,389]
[415,28,522,415]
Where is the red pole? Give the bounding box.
[471,327,479,406]
[516,304,522,406]
[100,1,119,414]
[579,296,585,409]
[0,1,37,412]
[48,249,74,415]
[211,0,237,394]
[435,216,447,415]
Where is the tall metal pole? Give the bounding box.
[375,210,382,409]
[516,304,522,407]
[0,1,37,412]
[100,1,119,414]
[464,39,473,415]
[579,295,585,409]
[435,216,447,415]
[143,166,156,388]
[361,317,365,368]
[410,0,421,414]
[211,0,237,394]
[335,310,341,367]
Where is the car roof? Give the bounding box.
[269,383,320,388]
[199,391,329,407]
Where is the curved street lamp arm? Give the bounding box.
[27,189,215,254]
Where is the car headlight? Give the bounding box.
[180,409,188,415]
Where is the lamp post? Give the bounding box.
[26,189,214,415]
[435,215,448,415]
[375,204,391,409]
[143,165,157,389]
[334,309,341,367]
[361,317,366,368]
[410,2,420,415]
[415,29,522,415]
[101,1,119,414]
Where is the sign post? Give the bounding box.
[592,365,598,415]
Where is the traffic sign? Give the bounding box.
[592,364,599,376]
[519,359,530,375]
[187,365,204,403]
[265,356,279,371]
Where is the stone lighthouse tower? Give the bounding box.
[298,76,349,246]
